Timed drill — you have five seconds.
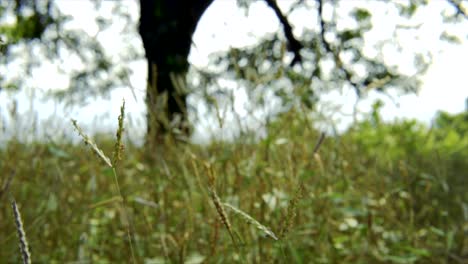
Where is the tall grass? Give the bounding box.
[0,103,466,263]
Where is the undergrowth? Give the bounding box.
[0,102,467,263]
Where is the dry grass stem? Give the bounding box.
[313,132,326,154]
[279,132,324,239]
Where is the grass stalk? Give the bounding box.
[71,100,136,263]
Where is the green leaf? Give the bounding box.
[352,8,371,21]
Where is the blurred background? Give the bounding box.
[1,0,466,144]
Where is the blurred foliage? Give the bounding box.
[0,0,141,103]
[1,0,467,123]
[0,103,467,262]
[193,0,453,120]
[345,102,467,210]
[0,1,54,43]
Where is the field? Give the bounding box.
[1,104,467,263]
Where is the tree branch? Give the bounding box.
[446,0,468,19]
[264,0,303,65]
[316,0,361,97]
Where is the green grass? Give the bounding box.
[0,106,467,263]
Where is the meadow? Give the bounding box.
[1,102,467,263]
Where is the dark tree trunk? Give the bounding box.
[138,0,213,144]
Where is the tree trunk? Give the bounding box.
[138,0,213,145]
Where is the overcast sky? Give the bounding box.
[1,0,467,142]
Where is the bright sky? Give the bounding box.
[1,0,467,142]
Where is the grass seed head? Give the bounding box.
[208,186,236,243]
[112,99,126,167]
[223,202,278,241]
[11,199,31,264]
[280,182,305,238]
[71,119,112,167]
